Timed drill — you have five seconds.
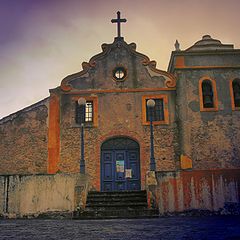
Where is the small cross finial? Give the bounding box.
[111,11,127,38]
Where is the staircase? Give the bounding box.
[73,190,159,219]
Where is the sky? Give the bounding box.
[0,0,240,119]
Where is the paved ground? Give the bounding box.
[0,216,240,240]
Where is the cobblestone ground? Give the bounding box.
[0,216,240,240]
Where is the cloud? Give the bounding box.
[0,0,240,118]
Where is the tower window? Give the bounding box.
[232,79,240,108]
[199,78,218,111]
[202,80,214,108]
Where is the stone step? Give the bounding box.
[86,202,148,209]
[87,190,146,198]
[74,190,158,219]
[87,196,146,203]
[73,208,159,220]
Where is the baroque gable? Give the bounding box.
[61,38,176,92]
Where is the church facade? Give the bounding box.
[0,14,240,216]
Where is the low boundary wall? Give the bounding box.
[0,173,89,218]
[156,169,240,215]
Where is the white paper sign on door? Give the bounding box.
[116,160,124,172]
[125,169,132,178]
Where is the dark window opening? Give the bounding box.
[233,79,240,108]
[202,80,214,108]
[146,98,164,122]
[113,67,127,81]
[75,101,93,124]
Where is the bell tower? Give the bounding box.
[168,35,240,170]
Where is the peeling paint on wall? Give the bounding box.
[156,169,240,214]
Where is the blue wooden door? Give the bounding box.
[101,149,140,191]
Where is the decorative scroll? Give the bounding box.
[142,59,176,88]
[60,62,96,92]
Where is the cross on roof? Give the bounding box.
[111,11,127,38]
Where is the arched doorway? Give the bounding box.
[101,137,141,191]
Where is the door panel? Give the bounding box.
[128,151,140,180]
[103,182,113,191]
[103,163,112,180]
[101,151,113,191]
[115,151,125,181]
[129,162,138,179]
[127,180,140,191]
[115,182,125,191]
[127,151,140,190]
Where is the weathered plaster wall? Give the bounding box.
[59,91,179,190]
[156,169,240,214]
[0,173,88,217]
[176,68,240,169]
[61,39,175,91]
[0,99,49,174]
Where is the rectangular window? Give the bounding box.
[85,101,93,122]
[142,95,169,125]
[75,101,93,124]
[146,99,164,121]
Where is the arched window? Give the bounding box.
[199,77,218,111]
[202,80,214,108]
[232,79,240,108]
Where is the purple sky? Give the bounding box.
[1,0,240,118]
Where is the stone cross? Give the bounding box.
[111,11,127,38]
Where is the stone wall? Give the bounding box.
[52,37,179,190]
[59,91,179,190]
[155,169,240,215]
[0,99,49,174]
[0,173,89,218]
